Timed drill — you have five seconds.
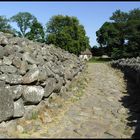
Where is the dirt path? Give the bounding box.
[11,63,134,138]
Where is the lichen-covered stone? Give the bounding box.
[0,46,5,59]
[13,98,25,117]
[22,52,39,64]
[2,74,22,84]
[19,60,28,75]
[0,87,14,123]
[22,68,39,84]
[0,65,17,74]
[12,56,22,68]
[44,78,56,97]
[3,56,12,65]
[22,86,44,104]
[10,85,24,100]
[0,32,84,123]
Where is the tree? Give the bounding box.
[46,15,90,55]
[110,9,128,23]
[124,8,140,57]
[26,20,45,43]
[91,45,104,56]
[96,8,140,59]
[96,22,120,56]
[109,8,140,58]
[128,8,140,20]
[0,16,13,34]
[11,12,36,37]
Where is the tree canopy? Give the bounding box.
[11,12,36,37]
[96,8,140,59]
[46,15,90,55]
[0,16,13,34]
[26,20,45,43]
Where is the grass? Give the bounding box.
[30,111,38,120]
[88,57,111,63]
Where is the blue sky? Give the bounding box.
[0,2,140,47]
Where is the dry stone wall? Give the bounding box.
[111,57,140,85]
[0,32,85,123]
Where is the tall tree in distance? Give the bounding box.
[46,15,90,55]
[26,20,45,43]
[96,22,120,56]
[0,16,13,34]
[96,8,140,59]
[10,12,36,37]
[125,8,140,57]
[110,9,128,23]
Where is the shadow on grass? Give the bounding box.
[119,71,140,138]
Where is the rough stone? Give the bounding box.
[13,98,25,117]
[22,86,44,104]
[22,68,39,84]
[44,78,56,98]
[0,32,84,124]
[19,60,28,75]
[0,87,14,123]
[4,45,17,55]
[0,46,5,59]
[3,56,12,65]
[0,35,8,45]
[12,56,22,68]
[38,67,47,82]
[22,52,39,64]
[10,85,24,100]
[0,65,17,74]
[0,74,22,84]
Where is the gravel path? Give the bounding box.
[7,63,134,138]
[44,63,133,138]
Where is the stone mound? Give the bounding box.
[0,32,85,122]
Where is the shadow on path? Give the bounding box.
[119,73,140,138]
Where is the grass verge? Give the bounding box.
[88,57,111,63]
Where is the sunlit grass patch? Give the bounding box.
[88,57,111,63]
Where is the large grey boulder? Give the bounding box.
[0,74,22,84]
[44,78,56,97]
[22,86,44,104]
[0,34,8,45]
[22,68,39,84]
[36,54,45,65]
[43,64,55,77]
[4,45,17,55]
[0,46,5,59]
[0,74,8,81]
[38,67,47,82]
[3,56,12,65]
[19,60,28,75]
[8,74,22,84]
[0,65,17,74]
[51,64,64,76]
[0,87,14,123]
[12,56,22,68]
[22,52,39,64]
[10,85,24,100]
[13,98,25,118]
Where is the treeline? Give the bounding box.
[0,12,90,55]
[94,8,140,59]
